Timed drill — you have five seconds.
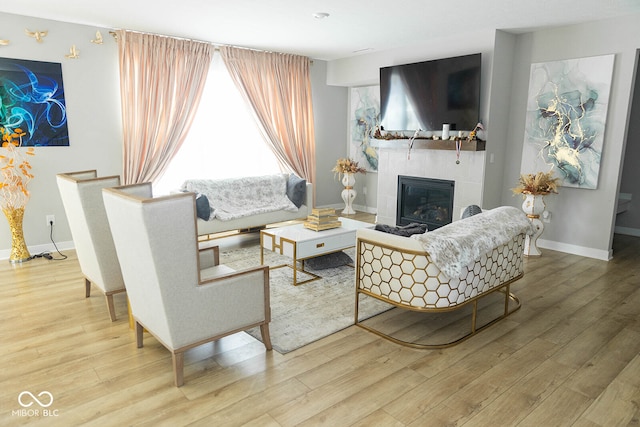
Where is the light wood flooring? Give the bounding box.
[1,213,640,426]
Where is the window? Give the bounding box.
[154,52,281,195]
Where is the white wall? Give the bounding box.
[0,12,123,259]
[327,15,640,259]
[502,16,640,259]
[0,13,350,259]
[3,12,638,260]
[615,53,640,236]
[483,30,517,209]
[310,60,349,208]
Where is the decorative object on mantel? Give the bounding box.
[0,39,9,46]
[332,158,366,215]
[65,45,80,59]
[468,122,485,141]
[512,171,560,256]
[0,127,35,263]
[24,29,48,43]
[407,128,421,160]
[371,136,486,153]
[442,124,450,140]
[91,30,104,44]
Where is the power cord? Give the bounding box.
[29,220,67,261]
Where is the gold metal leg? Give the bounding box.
[269,263,320,286]
[355,289,522,349]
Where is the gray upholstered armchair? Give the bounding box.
[102,184,272,387]
[56,170,125,321]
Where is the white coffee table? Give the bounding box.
[260,217,374,286]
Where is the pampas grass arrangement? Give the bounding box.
[512,171,560,197]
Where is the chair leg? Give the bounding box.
[105,294,117,322]
[260,323,273,351]
[135,321,144,348]
[172,352,184,387]
[85,278,91,297]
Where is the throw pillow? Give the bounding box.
[375,222,428,237]
[195,193,211,220]
[286,174,307,208]
[461,204,482,219]
[305,251,353,270]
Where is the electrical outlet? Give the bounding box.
[542,211,551,223]
[46,215,55,226]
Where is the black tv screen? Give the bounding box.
[380,53,481,132]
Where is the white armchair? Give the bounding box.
[102,184,272,387]
[56,170,125,321]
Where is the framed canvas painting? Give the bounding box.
[520,54,615,189]
[349,85,380,172]
[0,57,69,146]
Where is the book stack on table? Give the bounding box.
[303,208,341,231]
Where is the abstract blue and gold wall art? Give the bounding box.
[350,85,380,172]
[520,54,615,189]
[0,57,69,147]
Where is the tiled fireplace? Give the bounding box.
[375,143,485,226]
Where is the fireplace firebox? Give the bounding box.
[397,176,454,230]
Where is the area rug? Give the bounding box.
[219,245,391,354]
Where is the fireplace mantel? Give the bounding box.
[371,138,485,151]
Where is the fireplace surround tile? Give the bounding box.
[376,147,485,226]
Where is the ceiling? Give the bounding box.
[2,0,640,61]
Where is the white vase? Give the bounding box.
[341,173,357,215]
[522,194,546,256]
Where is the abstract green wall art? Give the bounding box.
[350,85,380,172]
[520,54,615,189]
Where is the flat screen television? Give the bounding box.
[379,53,481,132]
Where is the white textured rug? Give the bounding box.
[220,245,390,354]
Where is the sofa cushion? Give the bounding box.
[375,222,428,237]
[286,174,307,208]
[461,204,482,219]
[195,193,211,220]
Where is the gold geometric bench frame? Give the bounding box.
[355,233,526,349]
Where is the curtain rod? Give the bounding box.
[108,28,313,62]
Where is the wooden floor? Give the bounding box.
[1,214,640,426]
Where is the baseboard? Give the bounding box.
[0,240,75,261]
[537,238,612,261]
[316,203,377,215]
[614,226,640,237]
[353,204,376,214]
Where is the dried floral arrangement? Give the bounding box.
[332,157,366,178]
[0,127,35,209]
[512,171,560,197]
